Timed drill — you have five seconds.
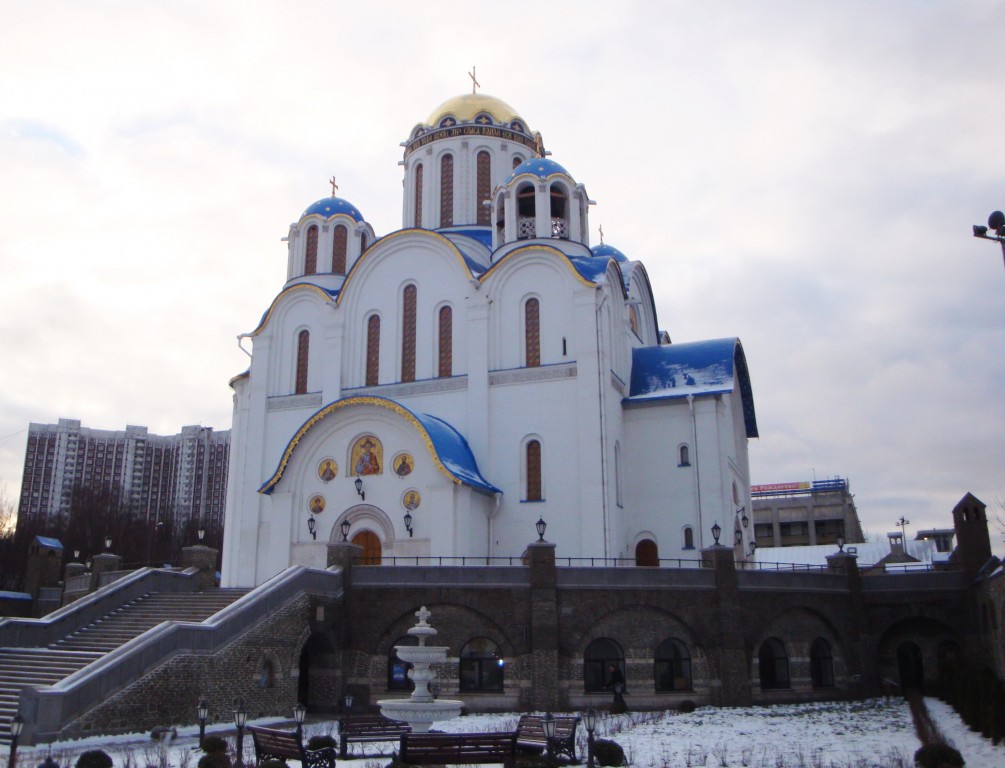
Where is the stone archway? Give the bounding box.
[298,632,338,712]
[897,641,924,692]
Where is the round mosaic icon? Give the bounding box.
[393,452,414,478]
[308,494,326,514]
[318,458,338,482]
[402,489,421,511]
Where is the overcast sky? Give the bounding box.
[2,1,1003,552]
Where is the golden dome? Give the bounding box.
[425,92,524,127]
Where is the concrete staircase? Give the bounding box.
[0,588,247,744]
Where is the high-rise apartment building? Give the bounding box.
[17,419,230,536]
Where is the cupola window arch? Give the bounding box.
[437,304,453,378]
[295,329,310,394]
[440,153,454,227]
[401,284,417,383]
[549,182,569,239]
[476,150,491,225]
[331,224,348,274]
[414,163,423,228]
[305,225,319,275]
[365,314,381,386]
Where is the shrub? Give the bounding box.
[76,751,114,768]
[307,735,336,750]
[678,700,697,714]
[201,736,229,755]
[914,742,965,768]
[198,753,232,768]
[592,739,626,767]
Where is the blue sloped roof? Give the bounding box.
[35,535,62,549]
[300,196,365,223]
[260,396,500,495]
[591,243,629,263]
[440,227,494,250]
[568,255,612,284]
[504,157,572,185]
[409,411,500,494]
[628,338,758,437]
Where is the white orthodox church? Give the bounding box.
[221,90,759,588]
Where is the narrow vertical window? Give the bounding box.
[438,305,453,378]
[295,330,309,394]
[360,233,368,253]
[526,439,542,501]
[305,226,318,275]
[476,151,491,225]
[524,298,540,367]
[414,163,423,227]
[401,285,417,383]
[440,154,454,227]
[366,315,380,386]
[684,527,694,549]
[331,225,348,274]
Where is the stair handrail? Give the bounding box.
[16,565,343,745]
[0,567,203,650]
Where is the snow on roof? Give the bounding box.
[757,538,940,568]
[627,339,758,437]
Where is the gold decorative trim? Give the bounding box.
[250,284,333,337]
[336,230,475,306]
[259,396,464,494]
[480,244,597,288]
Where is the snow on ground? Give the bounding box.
[7,698,1003,768]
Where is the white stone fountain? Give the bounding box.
[378,605,463,731]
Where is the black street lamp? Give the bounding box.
[104,536,112,551]
[343,693,354,712]
[404,511,413,537]
[535,517,547,542]
[711,522,721,546]
[836,535,845,553]
[198,527,206,544]
[749,540,757,556]
[197,699,209,747]
[340,518,351,542]
[308,514,317,541]
[972,210,1005,270]
[542,712,556,762]
[234,703,248,767]
[8,713,24,768]
[583,708,598,768]
[293,702,307,740]
[354,476,365,500]
[734,528,743,545]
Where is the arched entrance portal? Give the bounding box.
[298,633,337,712]
[353,530,382,564]
[897,641,924,692]
[635,539,658,567]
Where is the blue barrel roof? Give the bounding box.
[504,157,572,185]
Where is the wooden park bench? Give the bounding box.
[337,713,411,758]
[516,714,581,761]
[249,725,337,768]
[399,731,517,766]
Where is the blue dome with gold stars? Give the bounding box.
[504,157,572,185]
[300,196,364,223]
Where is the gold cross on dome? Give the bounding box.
[329,176,338,196]
[599,225,605,245]
[468,66,480,94]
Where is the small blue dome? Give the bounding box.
[592,243,628,263]
[504,157,572,185]
[300,196,364,223]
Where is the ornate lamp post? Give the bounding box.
[293,702,306,740]
[197,699,209,747]
[972,210,1005,271]
[343,693,354,713]
[354,476,365,500]
[404,511,413,537]
[535,517,547,542]
[308,514,317,540]
[233,703,248,767]
[340,519,351,542]
[8,713,24,768]
[711,522,721,545]
[583,708,598,768]
[542,712,556,762]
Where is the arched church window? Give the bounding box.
[366,315,380,386]
[495,192,506,243]
[476,151,491,225]
[401,285,417,383]
[295,330,309,395]
[388,635,418,691]
[517,183,536,239]
[414,163,423,228]
[259,659,276,688]
[654,638,692,691]
[438,305,452,378]
[524,298,540,368]
[635,539,658,567]
[679,445,690,467]
[584,638,623,693]
[526,439,542,501]
[440,154,454,227]
[810,638,834,688]
[460,637,504,692]
[628,305,639,336]
[305,225,319,275]
[683,526,694,550]
[512,155,524,169]
[332,224,348,274]
[550,183,569,239]
[758,638,789,690]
